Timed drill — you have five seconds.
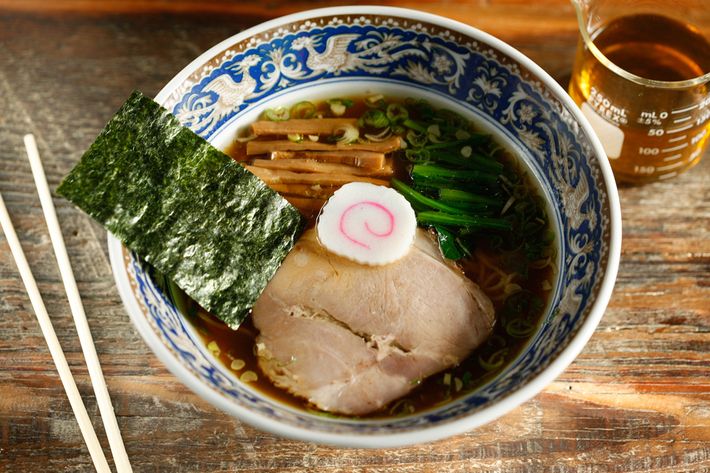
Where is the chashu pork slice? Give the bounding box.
[251,228,494,415]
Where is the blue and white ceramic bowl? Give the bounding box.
[108,6,621,447]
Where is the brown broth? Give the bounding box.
[181,96,556,418]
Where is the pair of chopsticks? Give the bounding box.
[0,135,132,473]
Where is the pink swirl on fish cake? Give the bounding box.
[338,201,395,249]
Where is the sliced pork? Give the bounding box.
[251,228,495,415]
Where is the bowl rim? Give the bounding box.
[108,5,622,447]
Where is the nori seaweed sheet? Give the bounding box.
[57,90,305,329]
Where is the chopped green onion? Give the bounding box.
[454,377,463,392]
[207,340,220,356]
[365,94,385,108]
[287,133,303,143]
[386,103,409,123]
[235,133,257,143]
[333,124,359,144]
[264,107,289,121]
[327,97,353,107]
[364,128,392,142]
[404,148,431,163]
[389,398,416,416]
[290,101,316,119]
[406,129,429,148]
[230,359,246,370]
[427,124,444,143]
[359,109,389,128]
[306,408,344,419]
[505,318,536,338]
[331,103,346,116]
[479,347,508,371]
[240,370,258,382]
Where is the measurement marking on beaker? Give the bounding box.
[662,143,688,152]
[667,124,693,134]
[667,134,687,143]
[663,154,683,161]
[671,104,699,114]
[657,161,686,171]
[672,116,692,124]
[658,172,678,180]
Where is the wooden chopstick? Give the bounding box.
[22,134,133,473]
[0,192,111,473]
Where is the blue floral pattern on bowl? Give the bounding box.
[112,9,616,442]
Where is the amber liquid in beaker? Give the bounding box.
[569,14,710,184]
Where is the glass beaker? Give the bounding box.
[568,0,710,184]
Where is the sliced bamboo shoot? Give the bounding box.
[246,136,401,155]
[270,150,385,170]
[251,159,393,177]
[246,166,390,187]
[251,118,358,136]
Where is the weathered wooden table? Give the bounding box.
[1,2,708,472]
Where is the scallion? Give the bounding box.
[479,347,509,371]
[290,101,316,119]
[326,98,352,116]
[264,107,289,121]
[386,103,409,123]
[333,124,359,144]
[359,109,389,128]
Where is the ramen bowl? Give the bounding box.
[108,6,621,447]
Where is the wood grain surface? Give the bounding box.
[1,2,709,472]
